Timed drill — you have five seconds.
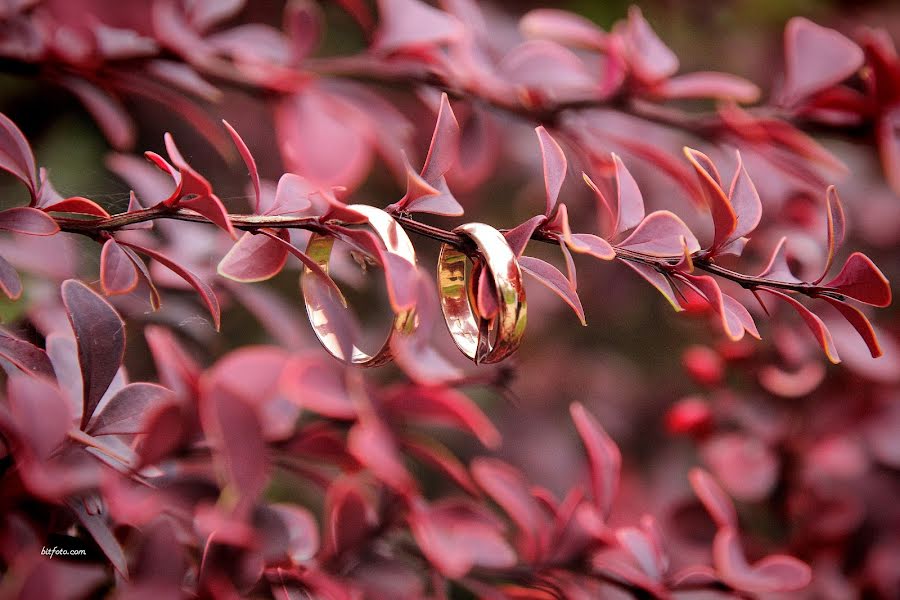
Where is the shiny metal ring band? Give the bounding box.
[302,204,417,367]
[437,222,527,364]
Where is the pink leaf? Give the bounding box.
[61,78,135,150]
[722,294,761,340]
[570,402,621,521]
[688,468,737,529]
[400,435,478,495]
[680,273,746,341]
[519,9,606,49]
[815,185,846,284]
[223,120,261,213]
[618,210,700,256]
[620,260,681,312]
[421,93,460,184]
[100,239,140,296]
[280,353,356,419]
[7,376,71,460]
[136,402,187,467]
[536,126,567,217]
[218,230,290,282]
[519,255,586,325]
[727,151,762,242]
[567,233,615,261]
[87,383,174,436]
[758,237,802,283]
[701,433,779,502]
[624,7,679,83]
[759,288,840,363]
[714,527,812,593]
[373,0,464,53]
[348,419,415,494]
[611,154,645,236]
[782,17,863,103]
[61,280,125,429]
[503,215,546,257]
[683,148,736,251]
[323,477,377,558]
[118,241,221,330]
[0,112,37,199]
[653,72,760,103]
[0,207,59,236]
[824,252,892,307]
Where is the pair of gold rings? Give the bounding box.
[301,207,527,366]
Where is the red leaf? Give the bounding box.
[536,126,567,216]
[87,383,174,436]
[758,237,802,283]
[223,120,261,213]
[217,230,289,282]
[727,151,762,242]
[118,241,221,330]
[0,254,21,299]
[815,185,846,283]
[373,0,464,53]
[519,255,586,325]
[0,329,54,378]
[0,207,59,236]
[410,499,516,578]
[421,93,460,183]
[61,77,135,150]
[782,17,863,103]
[520,9,606,49]
[61,280,126,429]
[714,527,811,593]
[722,294,761,341]
[819,295,882,358]
[280,353,356,419]
[41,197,111,217]
[471,458,545,562]
[0,112,37,199]
[701,433,778,502]
[618,210,700,256]
[824,252,892,307]
[381,384,501,448]
[100,239,140,296]
[759,288,840,363]
[180,193,237,239]
[136,402,187,467]
[145,325,201,397]
[570,402,621,521]
[689,468,737,529]
[683,148,736,251]
[680,273,745,341]
[400,435,479,495]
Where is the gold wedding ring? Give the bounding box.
[437,223,527,364]
[302,204,417,367]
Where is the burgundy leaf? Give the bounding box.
[7,375,72,460]
[61,78,135,150]
[683,148,736,251]
[400,435,479,495]
[100,238,140,296]
[0,253,21,299]
[824,252,891,307]
[758,237,802,283]
[68,497,129,577]
[680,273,745,341]
[223,120,261,213]
[473,261,500,320]
[570,402,621,520]
[217,230,290,282]
[504,215,546,257]
[280,353,356,419]
[61,279,126,429]
[348,418,415,494]
[0,330,54,378]
[759,288,840,363]
[0,207,60,236]
[323,476,377,558]
[118,240,221,330]
[0,111,38,199]
[519,255,586,325]
[87,383,175,436]
[536,126,567,216]
[782,17,863,103]
[620,260,682,312]
[136,402,187,467]
[618,210,700,256]
[819,295,882,358]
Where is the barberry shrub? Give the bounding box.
[0,1,897,599]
